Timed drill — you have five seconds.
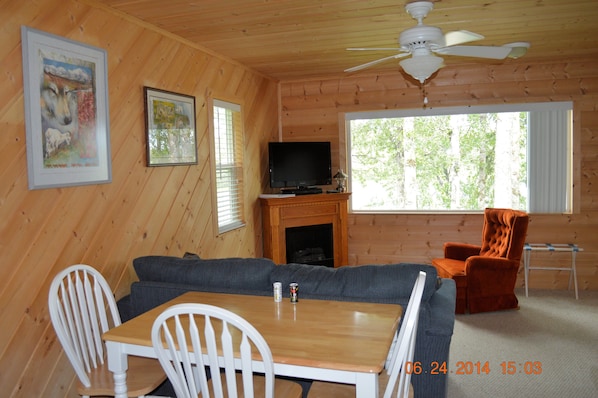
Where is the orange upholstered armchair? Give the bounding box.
[432,208,529,314]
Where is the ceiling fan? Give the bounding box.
[346,1,530,83]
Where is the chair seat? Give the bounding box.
[432,258,467,280]
[308,373,414,398]
[77,354,166,396]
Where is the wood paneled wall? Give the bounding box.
[0,0,278,396]
[2,0,597,396]
[280,58,598,291]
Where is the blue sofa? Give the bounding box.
[117,256,456,398]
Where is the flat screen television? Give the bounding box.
[268,141,332,191]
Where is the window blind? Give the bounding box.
[528,107,572,213]
[213,100,245,233]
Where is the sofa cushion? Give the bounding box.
[270,263,439,303]
[133,256,276,291]
[129,281,273,317]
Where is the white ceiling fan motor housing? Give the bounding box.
[399,25,444,52]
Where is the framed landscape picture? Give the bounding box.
[21,26,111,190]
[144,87,198,166]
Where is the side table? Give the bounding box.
[523,243,583,299]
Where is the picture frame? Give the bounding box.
[21,26,111,190]
[143,87,198,166]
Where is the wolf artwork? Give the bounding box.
[39,58,98,167]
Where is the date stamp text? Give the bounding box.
[405,361,543,375]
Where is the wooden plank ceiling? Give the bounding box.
[95,0,598,81]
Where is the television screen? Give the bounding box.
[269,142,332,189]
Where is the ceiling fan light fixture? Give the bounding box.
[400,54,444,84]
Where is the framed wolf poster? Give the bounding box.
[21,26,111,190]
[144,87,198,166]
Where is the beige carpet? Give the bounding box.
[447,288,598,398]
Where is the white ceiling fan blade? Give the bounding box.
[434,45,512,59]
[347,47,403,51]
[345,53,410,73]
[503,42,531,59]
[443,30,484,47]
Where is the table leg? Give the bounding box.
[106,341,128,398]
[355,372,378,398]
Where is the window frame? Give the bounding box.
[209,97,246,234]
[344,101,575,215]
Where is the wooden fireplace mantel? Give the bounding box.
[260,193,351,267]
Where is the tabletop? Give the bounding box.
[104,291,402,373]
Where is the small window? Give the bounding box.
[211,99,245,233]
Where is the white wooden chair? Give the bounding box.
[308,271,427,398]
[48,264,166,397]
[151,303,303,398]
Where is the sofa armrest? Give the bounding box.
[444,242,481,261]
[425,278,457,337]
[411,278,456,398]
[116,294,134,322]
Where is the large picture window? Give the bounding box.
[212,99,245,233]
[346,102,572,214]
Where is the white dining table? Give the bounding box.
[103,291,402,398]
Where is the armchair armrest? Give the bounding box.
[465,256,520,296]
[465,255,519,273]
[444,242,481,261]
